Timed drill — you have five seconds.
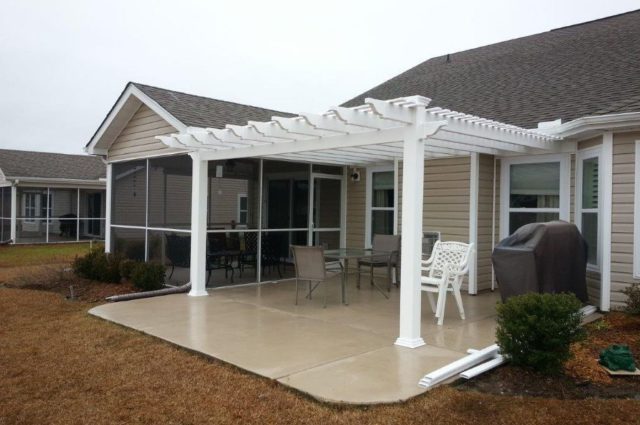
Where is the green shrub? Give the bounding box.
[623,283,640,315]
[131,262,166,291]
[119,259,137,280]
[72,248,122,283]
[496,293,584,374]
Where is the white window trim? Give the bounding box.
[633,140,640,279]
[500,153,571,240]
[237,193,248,224]
[575,146,603,272]
[365,165,396,248]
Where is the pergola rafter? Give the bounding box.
[160,96,563,350]
[157,96,561,165]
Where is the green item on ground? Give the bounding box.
[599,344,636,372]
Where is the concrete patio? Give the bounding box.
[89,277,499,404]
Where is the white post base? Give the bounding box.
[188,288,209,297]
[394,337,426,349]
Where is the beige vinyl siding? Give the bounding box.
[610,131,640,309]
[423,157,470,241]
[476,154,496,291]
[346,171,366,249]
[108,105,180,161]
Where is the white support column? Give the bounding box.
[105,163,112,253]
[395,115,426,349]
[600,132,613,311]
[10,185,17,243]
[393,158,399,235]
[189,152,209,297]
[340,165,348,248]
[468,153,479,294]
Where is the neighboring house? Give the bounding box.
[87,10,640,347]
[0,149,106,244]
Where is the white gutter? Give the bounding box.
[542,111,640,138]
[6,176,106,186]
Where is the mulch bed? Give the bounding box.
[459,312,640,399]
[1,263,137,302]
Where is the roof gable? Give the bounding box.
[342,9,640,128]
[87,82,294,155]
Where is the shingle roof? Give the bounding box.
[132,83,295,128]
[0,149,105,181]
[342,10,640,128]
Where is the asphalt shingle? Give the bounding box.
[132,83,295,128]
[0,149,105,181]
[342,10,640,128]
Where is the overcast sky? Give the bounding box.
[0,0,638,155]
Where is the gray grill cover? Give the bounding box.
[492,221,588,302]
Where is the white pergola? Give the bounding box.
[157,95,561,349]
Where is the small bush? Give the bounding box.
[623,283,640,315]
[72,248,122,283]
[131,262,166,291]
[119,259,137,280]
[496,293,584,374]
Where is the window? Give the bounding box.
[576,150,601,268]
[237,194,248,225]
[24,193,37,221]
[366,166,396,247]
[501,155,569,238]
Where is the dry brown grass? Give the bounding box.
[1,288,640,425]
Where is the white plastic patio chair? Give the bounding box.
[421,240,474,326]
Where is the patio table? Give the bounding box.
[324,248,393,305]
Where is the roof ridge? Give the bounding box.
[130,82,292,116]
[551,8,640,32]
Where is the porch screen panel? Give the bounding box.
[0,187,9,242]
[16,188,48,243]
[80,189,106,240]
[261,230,307,280]
[148,230,190,285]
[148,155,192,229]
[262,160,309,230]
[48,188,78,242]
[112,160,147,226]
[207,159,259,230]
[111,227,146,261]
[508,162,560,234]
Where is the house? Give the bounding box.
[87,10,640,350]
[0,149,106,244]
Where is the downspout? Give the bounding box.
[491,156,497,291]
[106,282,191,302]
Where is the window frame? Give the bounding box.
[575,147,603,271]
[237,193,248,226]
[365,165,396,248]
[633,140,640,279]
[500,154,571,240]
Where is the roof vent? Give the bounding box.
[445,54,451,63]
[537,118,562,129]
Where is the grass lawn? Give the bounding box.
[1,289,639,424]
[0,242,97,268]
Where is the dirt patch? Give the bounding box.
[2,263,137,302]
[460,313,640,399]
